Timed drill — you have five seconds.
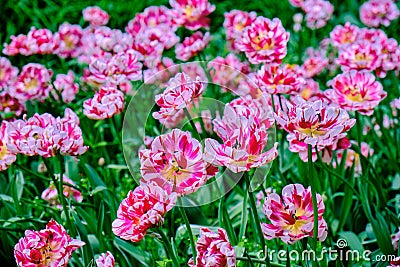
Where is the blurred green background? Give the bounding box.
[1,0,399,67]
[0,0,382,52]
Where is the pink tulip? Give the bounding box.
[188,228,236,267]
[326,70,386,115]
[298,78,323,101]
[0,90,26,120]
[14,220,85,266]
[237,17,290,64]
[140,129,215,195]
[41,174,83,209]
[0,57,18,87]
[337,41,382,72]
[83,6,109,27]
[204,95,278,173]
[330,22,360,48]
[170,0,216,30]
[7,108,88,157]
[360,0,399,27]
[223,10,257,51]
[25,27,56,55]
[126,6,176,35]
[301,48,328,78]
[153,72,205,124]
[0,121,16,171]
[261,184,328,244]
[208,54,251,93]
[2,34,29,56]
[175,32,211,61]
[302,0,334,30]
[96,251,115,267]
[53,71,79,104]
[274,96,356,147]
[255,63,305,95]
[83,86,125,120]
[87,49,142,86]
[11,63,53,102]
[53,23,84,58]
[112,182,177,242]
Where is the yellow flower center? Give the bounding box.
[148,18,157,27]
[283,208,308,236]
[262,42,274,51]
[41,245,54,265]
[341,32,353,44]
[184,5,198,21]
[296,125,326,137]
[235,23,244,31]
[346,93,363,102]
[252,33,274,51]
[301,88,311,99]
[64,37,74,49]
[354,53,370,62]
[0,144,8,160]
[25,78,39,91]
[345,86,364,102]
[284,219,308,236]
[161,159,186,186]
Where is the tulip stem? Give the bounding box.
[277,94,284,111]
[43,156,77,237]
[56,155,77,237]
[109,117,121,146]
[271,94,277,113]
[355,112,362,149]
[178,199,197,264]
[244,172,266,251]
[308,145,318,267]
[183,107,202,140]
[155,228,180,267]
[198,53,220,99]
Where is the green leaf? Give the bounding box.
[114,238,152,267]
[65,156,80,180]
[339,232,364,252]
[239,188,248,240]
[219,198,237,244]
[338,180,354,234]
[106,164,128,170]
[233,245,245,258]
[72,211,94,266]
[175,224,219,246]
[84,164,106,187]
[392,174,400,190]
[156,260,173,267]
[0,194,13,203]
[14,170,24,201]
[370,213,394,255]
[74,207,97,232]
[90,186,108,195]
[91,141,109,148]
